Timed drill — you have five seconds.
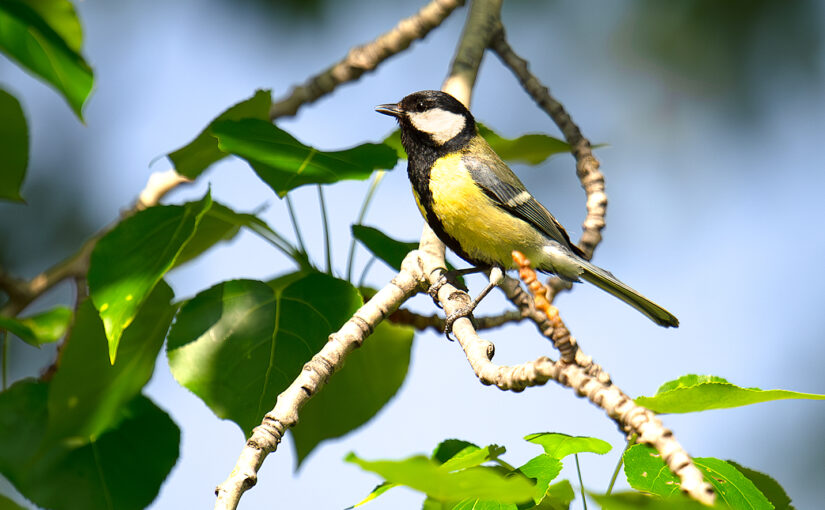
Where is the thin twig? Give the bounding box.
[606,435,635,495]
[269,0,466,120]
[284,194,307,255]
[317,185,332,274]
[575,454,588,510]
[387,307,522,332]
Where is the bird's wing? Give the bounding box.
[462,149,584,256]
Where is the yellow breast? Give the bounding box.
[426,154,547,268]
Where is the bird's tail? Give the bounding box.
[576,258,679,328]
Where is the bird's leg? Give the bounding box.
[427,266,485,307]
[443,267,505,339]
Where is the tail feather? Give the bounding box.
[576,259,679,328]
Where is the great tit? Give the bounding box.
[376,90,678,328]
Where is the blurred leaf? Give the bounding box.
[345,453,535,504]
[432,439,480,465]
[0,380,179,510]
[624,444,772,508]
[383,124,570,165]
[524,433,612,459]
[451,500,517,510]
[0,493,26,510]
[167,89,272,179]
[352,224,417,272]
[47,284,175,442]
[590,492,712,510]
[0,306,71,347]
[535,480,575,509]
[88,192,211,363]
[0,88,27,202]
[292,320,413,466]
[635,374,825,413]
[352,482,397,508]
[519,454,563,504]
[213,118,398,197]
[439,444,506,473]
[478,124,569,165]
[167,273,362,435]
[727,461,794,510]
[0,0,93,118]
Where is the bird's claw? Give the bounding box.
[443,304,474,341]
[427,274,449,309]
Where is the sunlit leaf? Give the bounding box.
[292,320,413,465]
[624,444,772,509]
[524,433,611,459]
[88,192,211,363]
[635,374,825,413]
[167,273,362,435]
[535,480,575,509]
[345,453,535,504]
[519,454,563,504]
[0,88,27,202]
[167,89,272,179]
[0,0,93,118]
[213,118,398,197]
[0,380,179,510]
[478,124,569,165]
[439,444,506,473]
[47,284,175,442]
[0,306,71,347]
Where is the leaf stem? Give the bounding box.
[1,329,6,390]
[346,171,386,281]
[285,194,307,255]
[357,256,377,288]
[606,435,636,495]
[575,454,587,510]
[317,185,332,274]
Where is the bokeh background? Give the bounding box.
[2,0,824,508]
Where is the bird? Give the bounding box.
[376,90,678,332]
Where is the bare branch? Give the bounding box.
[269,0,466,120]
[489,24,607,263]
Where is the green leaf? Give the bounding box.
[351,482,397,508]
[439,444,506,473]
[345,453,535,504]
[635,374,825,413]
[535,480,576,510]
[0,0,93,118]
[213,118,398,197]
[0,88,27,201]
[624,444,772,509]
[292,320,413,466]
[451,500,517,510]
[47,284,175,442]
[590,492,712,510]
[167,89,272,179]
[0,493,26,510]
[382,124,570,165]
[478,124,570,165]
[167,273,362,435]
[88,192,212,363]
[352,224,417,272]
[727,461,794,510]
[519,454,563,504]
[433,439,480,465]
[0,380,179,510]
[524,433,612,459]
[0,306,71,347]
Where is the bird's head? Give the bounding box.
[376,90,476,148]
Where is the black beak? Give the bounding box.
[375,103,402,117]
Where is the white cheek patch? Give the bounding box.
[408,108,466,144]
